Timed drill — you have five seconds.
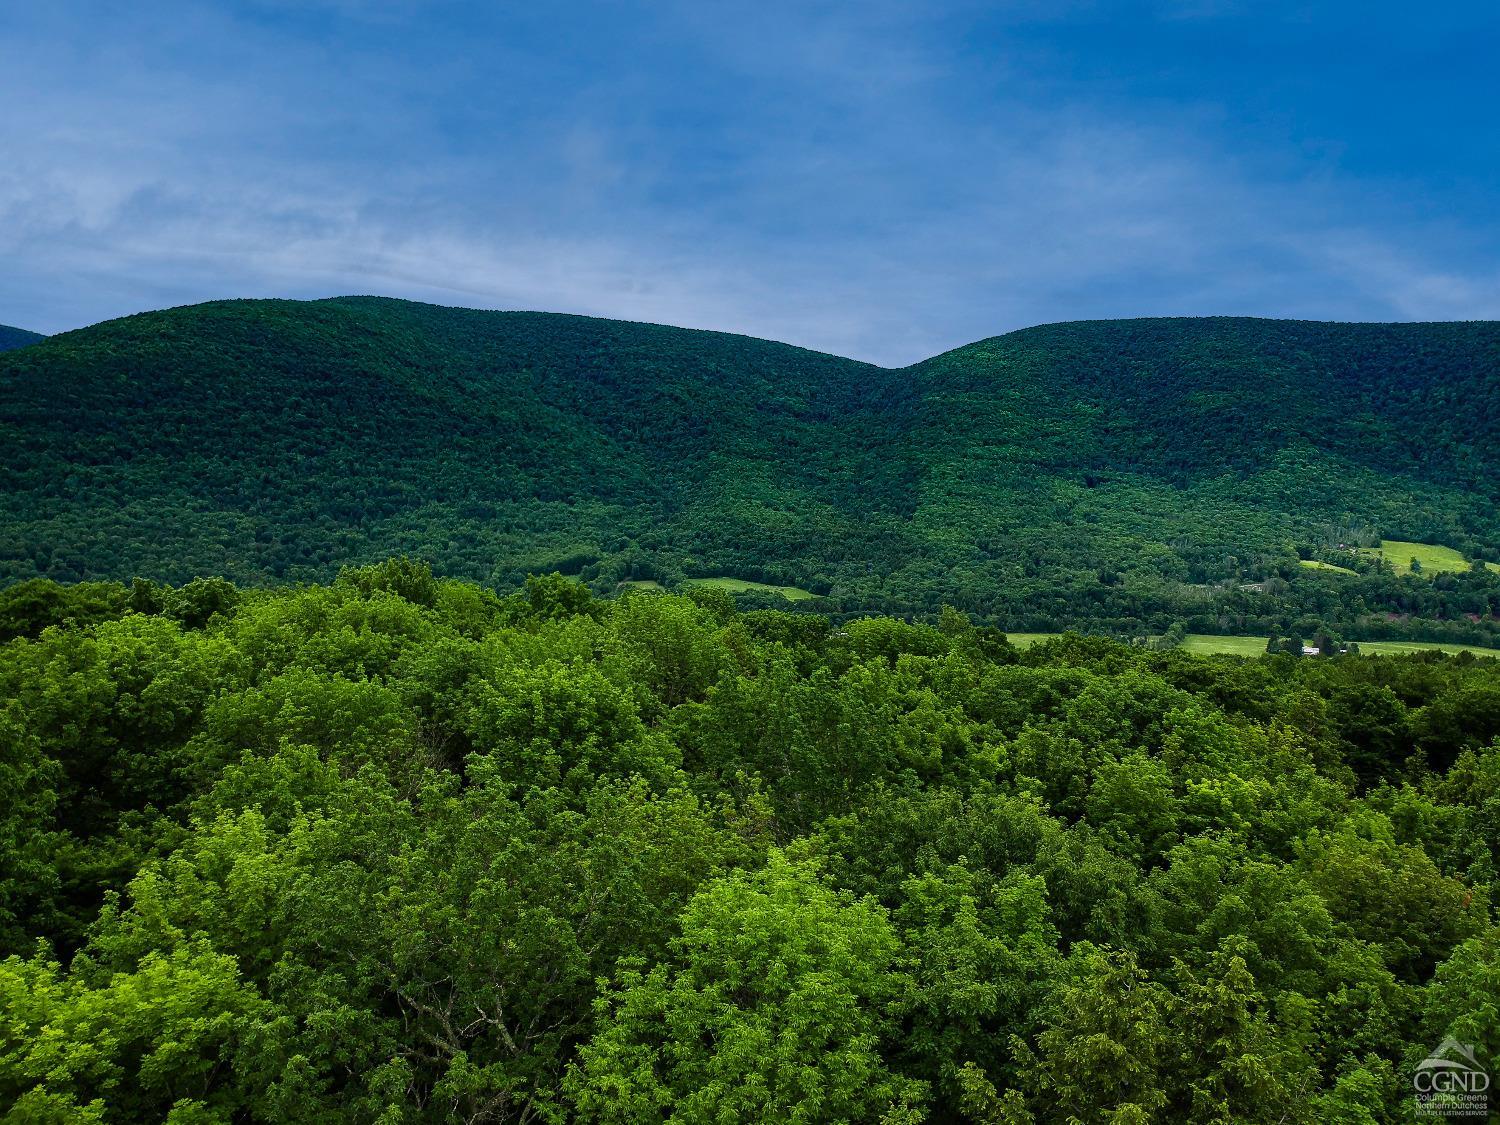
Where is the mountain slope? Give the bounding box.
[913,317,1500,487]
[0,297,909,586]
[3,297,1499,633]
[0,324,44,352]
[900,317,1500,592]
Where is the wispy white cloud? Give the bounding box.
[1307,235,1500,322]
[2,1,1497,363]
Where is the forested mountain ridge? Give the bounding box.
[4,297,1500,639]
[916,316,1500,488]
[0,324,44,352]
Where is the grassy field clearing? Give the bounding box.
[1356,639,1500,657]
[685,576,818,601]
[1184,634,1500,658]
[1180,634,1270,656]
[617,579,665,591]
[1007,632,1500,659]
[1354,539,1500,576]
[1299,559,1357,575]
[1002,633,1058,649]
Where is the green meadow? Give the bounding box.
[1357,639,1500,657]
[684,576,818,601]
[1355,538,1500,576]
[1179,634,1273,656]
[1001,632,1059,650]
[1298,559,1357,575]
[1183,633,1500,658]
[1008,632,1500,659]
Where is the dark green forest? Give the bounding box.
[5,298,1500,644]
[1,562,1497,1122]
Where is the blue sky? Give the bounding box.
[3,1,1498,365]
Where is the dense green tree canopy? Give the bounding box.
[1,565,1496,1121]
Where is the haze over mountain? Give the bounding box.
[0,325,43,352]
[3,295,1499,636]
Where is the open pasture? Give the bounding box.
[1355,539,1498,576]
[685,576,818,601]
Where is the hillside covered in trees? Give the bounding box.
[0,324,43,352]
[1,563,1496,1121]
[3,298,1500,642]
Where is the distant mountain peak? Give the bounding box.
[0,324,45,352]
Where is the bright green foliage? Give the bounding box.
[0,712,62,949]
[337,556,439,607]
[1421,928,1500,1066]
[0,570,1497,1121]
[0,943,274,1122]
[1164,944,1320,1122]
[1015,944,1174,1121]
[566,852,926,1123]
